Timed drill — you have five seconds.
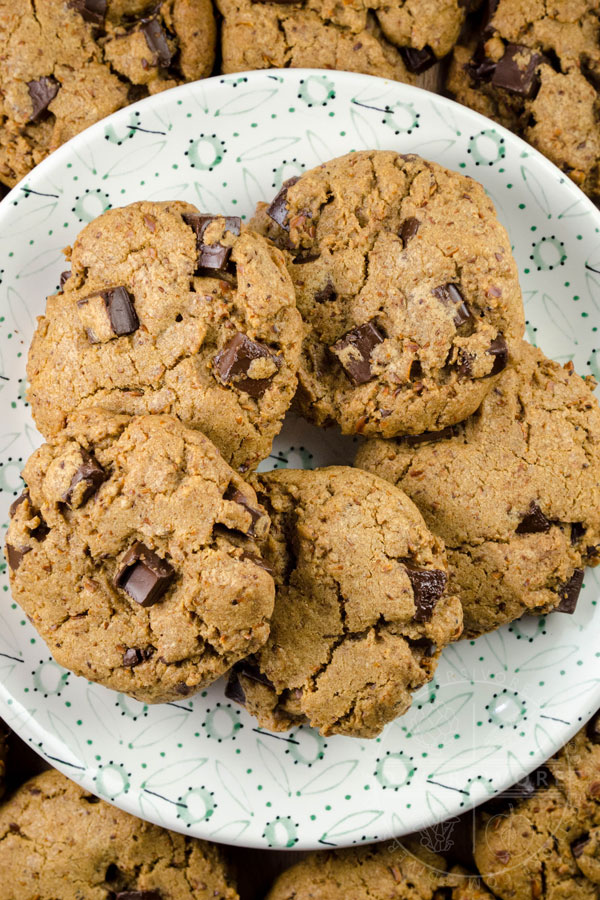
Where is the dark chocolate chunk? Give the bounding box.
[516,501,551,534]
[432,283,473,328]
[487,335,508,375]
[224,484,264,537]
[240,550,273,573]
[62,450,105,509]
[404,426,458,447]
[27,77,60,122]
[183,213,241,275]
[5,543,31,571]
[175,682,191,696]
[104,286,139,336]
[314,280,336,304]
[292,251,320,264]
[456,349,474,378]
[491,44,543,98]
[403,562,447,622]
[399,217,420,245]
[570,522,586,545]
[213,332,280,398]
[140,19,172,68]
[572,834,590,859]
[115,893,161,900]
[400,45,437,73]
[330,321,385,386]
[266,176,299,229]
[586,711,600,744]
[68,0,106,24]
[59,270,71,289]
[30,519,49,542]
[225,672,246,705]
[122,648,143,667]
[554,568,584,614]
[9,489,29,518]
[115,542,174,608]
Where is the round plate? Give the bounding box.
[0,70,599,851]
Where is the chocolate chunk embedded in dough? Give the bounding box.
[140,19,173,68]
[27,77,60,122]
[331,321,384,385]
[516,501,551,534]
[68,0,106,25]
[62,450,105,509]
[266,177,299,229]
[432,283,473,327]
[400,45,436,73]
[115,542,174,608]
[403,563,448,622]
[554,568,584,613]
[491,44,543,98]
[214,332,280,397]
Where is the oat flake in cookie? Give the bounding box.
[447,0,600,200]
[0,0,216,189]
[0,769,239,900]
[225,466,463,739]
[357,341,600,636]
[27,200,303,472]
[251,150,525,438]
[4,410,275,703]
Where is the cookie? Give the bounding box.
[357,340,600,636]
[266,840,494,900]
[447,0,600,201]
[0,0,216,189]
[27,200,303,473]
[225,466,462,738]
[5,410,275,703]
[474,708,600,899]
[218,0,468,80]
[0,768,239,900]
[251,150,525,438]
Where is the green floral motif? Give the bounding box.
[263,815,298,848]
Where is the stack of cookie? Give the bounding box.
[5,149,600,741]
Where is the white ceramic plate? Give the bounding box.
[0,70,599,851]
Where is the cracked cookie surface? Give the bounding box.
[266,840,495,900]
[447,0,600,200]
[0,0,216,188]
[225,465,462,738]
[217,0,467,79]
[5,410,275,703]
[357,340,600,636]
[27,200,303,473]
[251,150,525,438]
[474,709,600,900]
[0,768,239,900]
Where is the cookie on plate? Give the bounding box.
[225,466,462,738]
[474,709,600,899]
[0,768,239,900]
[266,840,494,900]
[5,410,275,703]
[447,0,600,200]
[0,0,216,189]
[357,341,600,636]
[218,0,468,80]
[251,150,525,438]
[27,200,303,472]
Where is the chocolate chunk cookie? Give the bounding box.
[5,410,275,703]
[447,0,600,200]
[357,341,600,636]
[0,0,216,189]
[225,466,462,738]
[251,150,524,438]
[218,0,468,80]
[474,708,600,899]
[27,201,303,473]
[266,840,494,900]
[0,769,239,900]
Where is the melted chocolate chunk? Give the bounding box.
[555,568,584,614]
[115,893,161,900]
[400,45,436,73]
[122,648,143,667]
[59,270,71,289]
[331,321,384,385]
[266,176,299,229]
[68,0,106,24]
[214,332,280,398]
[224,484,264,536]
[140,19,172,68]
[9,489,29,518]
[403,562,447,622]
[432,283,473,328]
[516,501,551,534]
[487,335,508,375]
[62,450,105,509]
[27,77,60,122]
[115,542,174,607]
[314,280,337,304]
[572,835,590,859]
[183,213,241,276]
[399,217,420,245]
[5,544,31,571]
[225,672,246,705]
[586,711,600,744]
[491,44,544,98]
[570,522,586,545]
